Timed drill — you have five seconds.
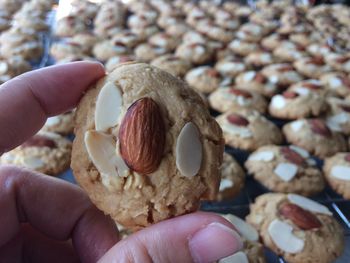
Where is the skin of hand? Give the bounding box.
[0,62,243,263]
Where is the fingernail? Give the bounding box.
[188,222,243,263]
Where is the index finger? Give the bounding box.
[0,62,105,154]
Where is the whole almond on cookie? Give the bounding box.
[279,203,322,230]
[229,88,252,98]
[281,147,305,165]
[119,97,165,174]
[309,119,331,137]
[227,114,249,126]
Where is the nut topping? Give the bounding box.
[119,98,165,174]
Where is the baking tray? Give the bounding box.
[44,1,350,262]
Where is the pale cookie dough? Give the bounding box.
[235,71,279,98]
[269,80,328,120]
[41,111,75,135]
[246,145,324,196]
[208,87,268,114]
[219,214,266,263]
[283,118,347,158]
[71,63,224,228]
[320,72,350,98]
[216,109,283,151]
[293,57,332,78]
[323,152,350,199]
[246,193,344,263]
[151,54,192,78]
[217,153,245,201]
[0,131,72,175]
[272,41,308,63]
[185,66,221,94]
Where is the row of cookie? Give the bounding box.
[116,191,345,263]
[217,108,347,156]
[0,0,54,63]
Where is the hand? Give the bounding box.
[0,62,242,263]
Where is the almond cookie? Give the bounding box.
[151,54,192,78]
[273,41,308,63]
[293,57,332,78]
[42,111,75,136]
[219,214,266,263]
[320,72,350,98]
[71,63,224,228]
[148,32,179,51]
[209,87,268,114]
[236,23,268,43]
[261,63,303,87]
[228,39,259,57]
[0,56,31,84]
[105,55,136,73]
[323,152,350,199]
[55,16,87,37]
[185,66,220,94]
[283,118,347,158]
[325,97,350,135]
[216,109,283,151]
[175,42,213,65]
[217,153,245,201]
[214,56,246,78]
[261,33,288,51]
[325,53,350,73]
[246,145,324,196]
[244,51,274,69]
[92,40,130,62]
[0,132,72,175]
[134,43,168,63]
[235,71,279,98]
[269,80,328,120]
[246,193,344,263]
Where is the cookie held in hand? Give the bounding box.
[72,63,224,228]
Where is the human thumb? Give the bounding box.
[98,212,243,263]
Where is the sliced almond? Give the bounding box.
[290,119,304,132]
[45,116,61,127]
[21,156,45,169]
[176,122,202,177]
[271,95,287,109]
[0,61,8,75]
[219,251,249,263]
[222,214,259,241]
[279,203,322,230]
[95,82,123,132]
[268,219,305,253]
[330,165,350,181]
[287,194,332,215]
[289,145,309,159]
[119,98,165,175]
[219,178,234,191]
[248,151,275,162]
[274,162,298,182]
[84,130,128,178]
